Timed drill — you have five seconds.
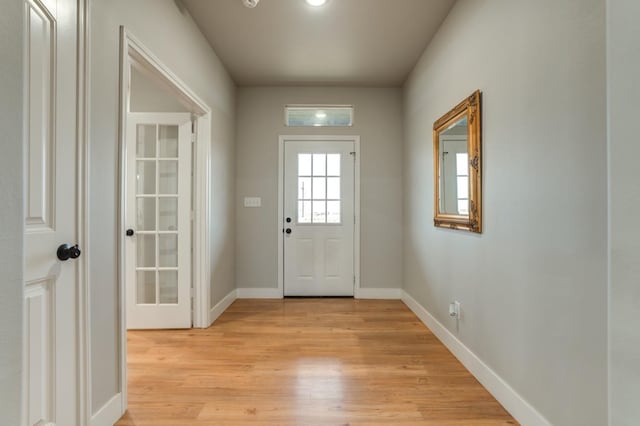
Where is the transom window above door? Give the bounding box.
[285,105,354,127]
[297,153,341,224]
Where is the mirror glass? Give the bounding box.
[433,90,482,233]
[438,115,469,216]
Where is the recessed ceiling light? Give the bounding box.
[305,0,327,6]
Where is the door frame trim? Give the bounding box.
[78,0,90,423]
[115,27,213,413]
[277,135,361,298]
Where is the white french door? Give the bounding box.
[23,0,79,424]
[283,140,355,296]
[125,113,192,329]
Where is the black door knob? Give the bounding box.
[285,228,292,234]
[126,229,135,237]
[57,244,81,261]
[286,217,292,223]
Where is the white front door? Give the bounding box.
[23,0,79,424]
[125,113,193,329]
[283,140,355,296]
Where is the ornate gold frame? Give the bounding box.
[433,90,482,233]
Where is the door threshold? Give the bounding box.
[284,296,355,299]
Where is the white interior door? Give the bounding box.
[125,113,192,329]
[284,140,355,296]
[23,0,79,424]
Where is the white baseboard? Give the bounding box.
[355,287,402,299]
[401,291,551,426]
[90,393,123,426]
[208,289,238,326]
[236,287,283,299]
[235,287,403,299]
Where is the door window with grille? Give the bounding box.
[297,153,341,224]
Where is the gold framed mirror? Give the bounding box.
[433,90,482,233]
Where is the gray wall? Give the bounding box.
[403,1,607,425]
[235,87,403,291]
[608,0,640,424]
[89,0,236,414]
[130,67,189,113]
[0,0,24,424]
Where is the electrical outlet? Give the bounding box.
[449,301,461,319]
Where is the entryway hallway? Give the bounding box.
[117,299,516,425]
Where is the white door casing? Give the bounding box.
[125,113,192,329]
[283,140,355,296]
[23,0,79,424]
[117,31,214,417]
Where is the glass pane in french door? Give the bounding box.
[135,123,180,305]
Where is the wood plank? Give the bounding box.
[117,299,517,425]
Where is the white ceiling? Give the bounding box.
[182,0,456,87]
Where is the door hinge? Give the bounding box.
[353,275,356,285]
[349,151,356,157]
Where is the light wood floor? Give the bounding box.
[116,299,517,425]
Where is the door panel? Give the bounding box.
[23,0,78,424]
[284,141,355,296]
[24,278,55,426]
[25,2,54,229]
[126,113,192,329]
[325,239,341,276]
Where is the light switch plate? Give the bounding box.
[244,197,262,208]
